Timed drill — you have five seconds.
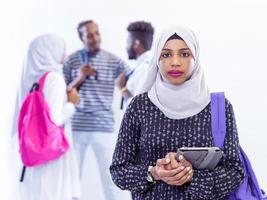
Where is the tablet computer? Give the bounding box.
[176,147,223,170]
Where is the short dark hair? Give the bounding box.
[77,20,95,40]
[127,21,154,50]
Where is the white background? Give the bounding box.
[0,0,267,199]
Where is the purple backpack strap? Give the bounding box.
[38,72,51,92]
[211,92,226,148]
[211,92,264,200]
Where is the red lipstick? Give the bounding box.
[167,70,184,78]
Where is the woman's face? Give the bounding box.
[159,39,193,85]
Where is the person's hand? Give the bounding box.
[166,153,193,184]
[164,152,180,170]
[154,153,193,186]
[67,88,80,104]
[149,166,161,181]
[80,64,96,77]
[66,65,96,92]
[181,157,193,183]
[117,72,127,89]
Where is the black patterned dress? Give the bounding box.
[110,93,245,200]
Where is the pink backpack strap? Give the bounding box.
[38,72,51,91]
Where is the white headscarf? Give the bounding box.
[140,25,210,119]
[11,34,65,136]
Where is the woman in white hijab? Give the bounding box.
[13,34,81,200]
[110,25,244,199]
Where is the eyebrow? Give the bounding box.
[162,48,190,51]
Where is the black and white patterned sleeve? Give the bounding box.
[185,100,245,199]
[110,97,150,193]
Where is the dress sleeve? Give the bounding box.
[110,97,151,193]
[42,72,75,126]
[184,100,245,199]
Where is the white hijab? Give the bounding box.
[11,34,65,136]
[140,25,210,119]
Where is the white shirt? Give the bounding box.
[43,72,75,126]
[126,51,152,104]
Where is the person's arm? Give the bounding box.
[119,58,151,102]
[43,72,75,125]
[117,72,133,101]
[115,58,130,78]
[110,97,152,193]
[66,65,96,92]
[63,56,96,91]
[121,88,133,101]
[66,72,86,92]
[183,100,245,199]
[116,58,134,106]
[63,57,80,91]
[63,58,73,86]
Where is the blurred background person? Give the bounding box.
[63,20,131,200]
[13,34,81,200]
[118,21,154,107]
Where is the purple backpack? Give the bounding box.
[211,92,265,200]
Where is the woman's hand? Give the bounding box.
[167,152,193,184]
[154,152,193,186]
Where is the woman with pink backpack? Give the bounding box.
[13,34,81,200]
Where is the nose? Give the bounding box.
[171,55,181,67]
[92,35,97,43]
[91,34,99,44]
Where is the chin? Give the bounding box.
[91,48,100,53]
[172,82,183,85]
[128,55,136,60]
[170,79,185,85]
[127,51,136,60]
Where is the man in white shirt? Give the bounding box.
[118,21,154,106]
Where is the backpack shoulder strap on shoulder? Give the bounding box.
[38,72,51,92]
[211,92,226,148]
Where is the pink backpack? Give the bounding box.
[18,72,69,180]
